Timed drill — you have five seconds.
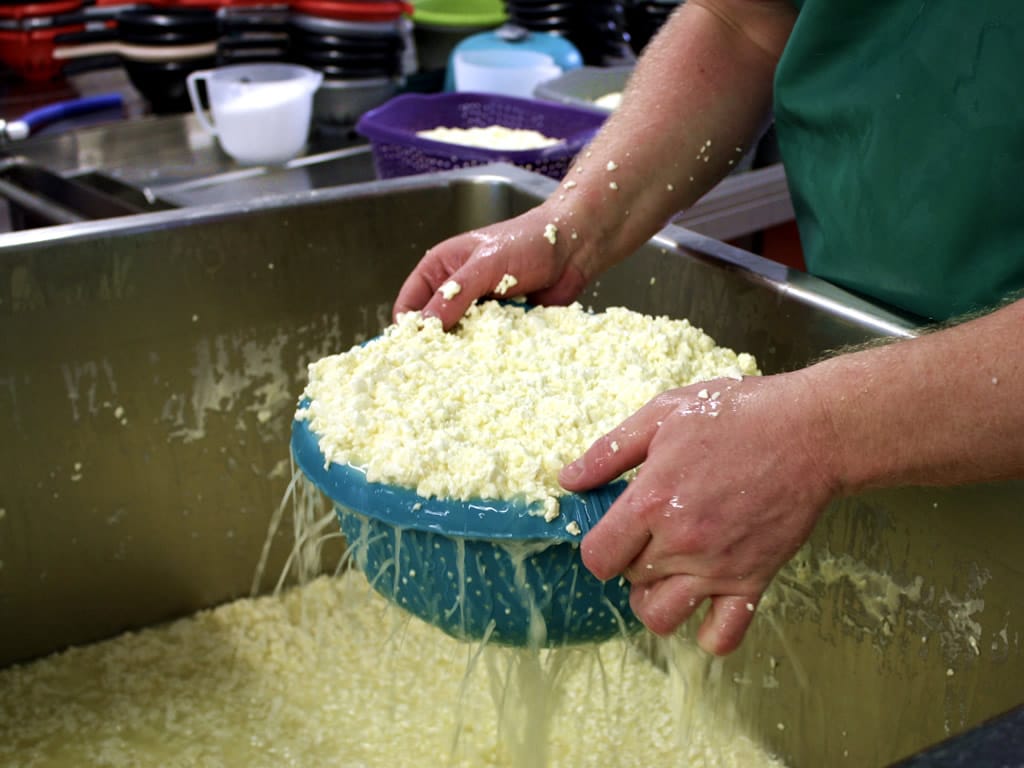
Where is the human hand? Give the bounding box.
[393,205,592,329]
[559,373,838,655]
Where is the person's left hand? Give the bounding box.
[559,373,838,655]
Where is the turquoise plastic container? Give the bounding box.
[444,24,583,91]
[291,405,642,647]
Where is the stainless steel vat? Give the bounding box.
[0,164,1019,766]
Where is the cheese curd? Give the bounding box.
[594,92,623,111]
[495,273,519,296]
[0,570,784,768]
[416,125,562,151]
[440,279,462,300]
[300,302,759,509]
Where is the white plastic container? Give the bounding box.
[186,63,324,166]
[453,49,561,98]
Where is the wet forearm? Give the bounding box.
[803,300,1024,492]
[545,0,796,280]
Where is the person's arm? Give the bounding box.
[812,300,1024,489]
[393,0,797,327]
[562,299,1024,655]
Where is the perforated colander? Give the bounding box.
[291,408,641,646]
[354,91,606,180]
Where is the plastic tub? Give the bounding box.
[313,76,402,128]
[533,64,634,113]
[452,48,562,98]
[535,65,761,172]
[355,90,605,179]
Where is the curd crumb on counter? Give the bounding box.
[300,302,760,514]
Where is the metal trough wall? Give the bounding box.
[0,165,1020,766]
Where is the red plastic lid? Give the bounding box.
[0,23,84,81]
[288,0,411,22]
[144,0,224,8]
[0,0,83,20]
[0,22,79,40]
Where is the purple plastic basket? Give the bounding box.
[355,91,607,180]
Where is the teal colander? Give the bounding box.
[291,407,642,647]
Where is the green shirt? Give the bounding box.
[773,1,1024,321]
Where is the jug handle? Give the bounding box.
[186,70,218,136]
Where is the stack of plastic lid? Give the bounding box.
[0,0,279,87]
[288,1,414,80]
[217,4,290,65]
[409,0,505,76]
[0,0,95,81]
[503,0,634,66]
[625,0,683,54]
[148,0,290,68]
[286,1,414,130]
[45,6,220,112]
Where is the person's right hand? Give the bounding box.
[393,205,593,329]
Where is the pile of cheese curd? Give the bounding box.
[299,301,759,527]
[0,569,784,767]
[0,304,781,767]
[415,125,563,151]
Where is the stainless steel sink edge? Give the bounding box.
[0,162,919,342]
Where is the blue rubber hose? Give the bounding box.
[5,93,124,141]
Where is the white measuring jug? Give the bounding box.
[187,63,324,165]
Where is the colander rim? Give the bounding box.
[291,407,625,542]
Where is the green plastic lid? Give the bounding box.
[411,0,506,28]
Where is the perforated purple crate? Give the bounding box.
[355,91,607,180]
